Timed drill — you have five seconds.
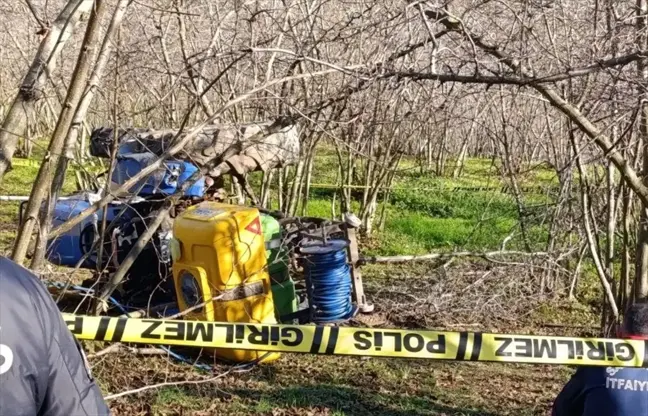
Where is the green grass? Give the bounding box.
[297,155,558,256]
[389,188,518,220]
[153,387,209,414]
[105,351,565,415]
[0,164,78,195]
[174,150,560,257]
[0,154,557,257]
[252,152,558,257]
[381,214,516,254]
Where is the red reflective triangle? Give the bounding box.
[244,216,262,235]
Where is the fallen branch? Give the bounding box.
[165,293,227,319]
[103,373,229,401]
[119,301,178,318]
[362,250,550,264]
[103,361,256,401]
[0,195,70,201]
[88,344,167,359]
[540,323,600,330]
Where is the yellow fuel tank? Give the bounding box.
[171,201,280,363]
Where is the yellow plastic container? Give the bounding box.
[171,201,280,363]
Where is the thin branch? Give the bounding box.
[379,49,648,86]
[23,0,46,31]
[88,344,167,359]
[49,66,356,239]
[104,371,232,401]
[250,48,370,78]
[363,250,552,264]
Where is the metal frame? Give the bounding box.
[345,227,373,313]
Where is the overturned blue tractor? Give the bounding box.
[36,120,372,329]
[38,121,300,308]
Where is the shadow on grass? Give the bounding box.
[232,384,497,416]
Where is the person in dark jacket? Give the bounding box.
[552,301,648,416]
[0,256,110,415]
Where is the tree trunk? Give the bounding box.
[573,138,619,321]
[260,169,274,208]
[331,167,339,220]
[362,137,375,208]
[621,185,634,311]
[452,139,469,179]
[30,183,58,270]
[278,167,285,211]
[158,22,179,126]
[569,245,588,300]
[360,153,401,234]
[12,0,108,264]
[635,0,648,301]
[333,140,351,215]
[426,136,433,172]
[581,181,620,321]
[233,176,245,205]
[286,159,305,216]
[343,147,354,214]
[363,191,379,235]
[31,0,130,270]
[453,97,486,178]
[606,162,617,284]
[0,0,93,180]
[435,120,448,176]
[301,149,316,216]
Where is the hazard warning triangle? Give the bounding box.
[244,216,262,235]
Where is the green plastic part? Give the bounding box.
[261,214,296,320]
[260,214,289,277]
[271,278,298,321]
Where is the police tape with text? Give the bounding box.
[63,314,648,367]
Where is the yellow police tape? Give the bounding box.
[63,314,648,367]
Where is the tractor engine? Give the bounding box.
[43,136,211,307]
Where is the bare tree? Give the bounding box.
[12,0,110,264]
[0,0,93,180]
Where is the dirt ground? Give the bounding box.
[89,262,596,415]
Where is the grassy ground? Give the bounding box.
[0,154,596,415]
[294,155,554,256]
[92,263,596,416]
[0,154,556,257]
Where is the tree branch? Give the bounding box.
[22,0,47,32]
[362,250,551,264]
[48,67,350,239]
[379,49,648,86]
[421,7,648,207]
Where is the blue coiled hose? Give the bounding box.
[302,240,354,323]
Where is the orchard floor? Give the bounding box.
[0,157,597,415]
[92,263,595,416]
